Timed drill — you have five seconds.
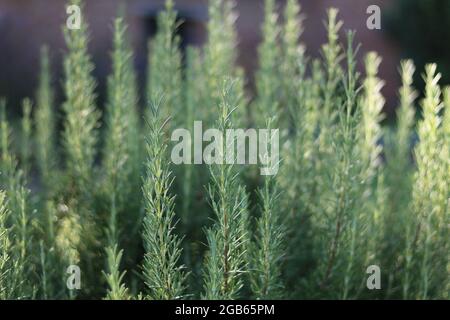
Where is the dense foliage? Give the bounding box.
[0,0,448,300]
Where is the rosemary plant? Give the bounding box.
[0,0,447,301]
[62,0,100,196]
[0,191,12,299]
[147,0,182,127]
[385,60,416,298]
[202,80,249,300]
[142,96,186,300]
[412,64,448,299]
[35,46,56,193]
[101,16,140,300]
[250,119,284,299]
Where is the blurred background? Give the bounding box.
[0,0,448,120]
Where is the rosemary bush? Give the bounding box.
[0,0,448,300]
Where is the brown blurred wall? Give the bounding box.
[0,0,400,117]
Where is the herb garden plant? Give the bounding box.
[0,0,448,300]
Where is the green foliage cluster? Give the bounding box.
[0,0,448,300]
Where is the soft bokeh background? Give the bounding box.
[0,0,447,119]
